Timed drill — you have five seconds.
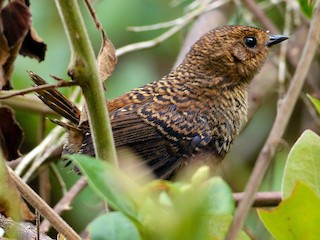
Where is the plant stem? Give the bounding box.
[8,167,81,239]
[54,0,118,165]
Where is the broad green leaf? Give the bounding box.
[307,94,320,115]
[297,0,315,18]
[258,182,320,240]
[87,212,141,240]
[205,177,248,240]
[68,154,139,221]
[206,177,235,215]
[282,130,320,198]
[208,215,250,240]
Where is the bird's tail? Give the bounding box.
[29,72,81,126]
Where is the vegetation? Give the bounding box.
[0,0,319,239]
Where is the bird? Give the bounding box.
[30,25,288,179]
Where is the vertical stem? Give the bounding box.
[54,0,118,165]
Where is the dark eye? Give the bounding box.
[244,37,257,48]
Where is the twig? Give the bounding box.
[84,0,102,30]
[116,0,229,57]
[226,2,320,239]
[278,0,291,96]
[0,81,75,100]
[15,126,64,177]
[233,191,281,207]
[240,0,278,33]
[38,166,51,204]
[49,162,67,194]
[36,209,40,240]
[8,167,81,239]
[22,138,64,182]
[0,214,53,240]
[40,177,88,233]
[0,95,56,115]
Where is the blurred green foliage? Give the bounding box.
[259,129,320,239]
[71,154,249,240]
[6,0,319,239]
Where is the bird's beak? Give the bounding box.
[266,34,289,47]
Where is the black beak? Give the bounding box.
[266,34,289,47]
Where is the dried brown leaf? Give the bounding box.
[0,0,31,89]
[1,1,31,47]
[0,106,23,160]
[0,23,9,89]
[20,27,47,62]
[0,21,9,65]
[97,31,117,82]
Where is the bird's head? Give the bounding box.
[185,25,288,83]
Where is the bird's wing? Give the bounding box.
[79,107,185,178]
[137,101,219,154]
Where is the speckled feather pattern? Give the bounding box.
[31,25,284,178]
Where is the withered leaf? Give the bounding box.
[97,31,117,82]
[0,20,9,66]
[0,0,31,89]
[0,106,23,161]
[20,27,47,62]
[1,0,31,47]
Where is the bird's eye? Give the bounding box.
[244,37,257,48]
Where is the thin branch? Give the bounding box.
[15,126,64,177]
[278,0,291,96]
[116,0,229,57]
[127,0,228,32]
[49,162,67,194]
[240,0,278,33]
[84,0,102,30]
[0,214,53,240]
[0,81,75,100]
[8,167,81,239]
[233,191,281,207]
[40,177,88,233]
[0,95,56,115]
[22,138,64,182]
[226,2,320,239]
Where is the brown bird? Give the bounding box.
[31,25,288,179]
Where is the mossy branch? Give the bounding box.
[54,0,118,165]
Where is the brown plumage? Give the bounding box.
[31,25,288,178]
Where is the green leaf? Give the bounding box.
[68,154,140,221]
[297,0,315,18]
[307,94,320,115]
[258,182,320,240]
[205,177,248,239]
[282,130,320,198]
[206,177,235,215]
[208,215,250,240]
[87,212,141,240]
